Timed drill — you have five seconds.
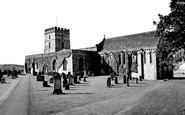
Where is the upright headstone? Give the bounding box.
[67,72,73,85]
[65,84,70,90]
[43,81,50,87]
[110,72,114,80]
[37,72,45,81]
[135,77,138,84]
[69,75,74,85]
[74,75,78,84]
[63,79,68,87]
[123,75,127,84]
[115,76,118,84]
[49,77,54,83]
[79,74,81,81]
[107,77,111,87]
[83,70,87,82]
[12,68,17,79]
[1,78,5,83]
[53,73,62,94]
[139,75,142,81]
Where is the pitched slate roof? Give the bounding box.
[100,31,160,53]
[78,46,97,51]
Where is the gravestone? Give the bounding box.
[115,76,118,84]
[37,72,45,81]
[53,73,62,94]
[12,68,17,79]
[110,72,114,80]
[69,75,74,85]
[83,70,87,82]
[67,72,73,85]
[123,75,126,84]
[126,75,129,86]
[79,75,81,81]
[135,77,138,84]
[1,78,5,83]
[63,79,68,87]
[139,75,142,81]
[107,77,111,87]
[74,75,78,84]
[49,77,54,83]
[33,72,37,76]
[83,76,87,82]
[65,84,70,90]
[43,81,50,87]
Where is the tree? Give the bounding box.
[154,0,185,67]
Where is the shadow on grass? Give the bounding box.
[75,84,90,87]
[136,82,147,84]
[74,82,90,86]
[38,89,50,91]
[76,82,90,84]
[67,88,78,90]
[0,81,11,84]
[170,77,185,80]
[61,92,93,95]
[109,84,139,88]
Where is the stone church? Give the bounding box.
[25,26,168,80]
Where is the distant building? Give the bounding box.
[25,27,170,80]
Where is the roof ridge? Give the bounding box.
[106,30,156,40]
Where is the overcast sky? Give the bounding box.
[0,0,171,65]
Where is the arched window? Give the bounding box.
[122,52,125,64]
[149,52,152,63]
[43,65,48,74]
[36,62,38,69]
[118,54,121,65]
[143,52,146,64]
[53,60,56,71]
[63,59,67,71]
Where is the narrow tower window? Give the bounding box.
[62,42,64,48]
[49,42,50,48]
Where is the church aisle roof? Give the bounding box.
[101,31,160,52]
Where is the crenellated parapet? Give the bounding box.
[44,27,70,34]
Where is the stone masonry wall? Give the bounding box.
[72,50,101,76]
[100,49,157,80]
[25,52,57,74]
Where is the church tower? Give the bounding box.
[44,27,70,53]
